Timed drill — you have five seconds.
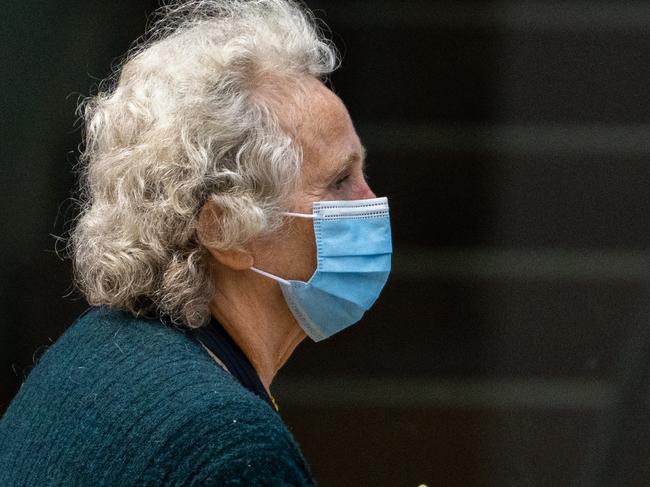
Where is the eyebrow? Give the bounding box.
[326,145,367,181]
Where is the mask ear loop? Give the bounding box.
[248,210,315,284]
[281,212,314,219]
[249,266,292,285]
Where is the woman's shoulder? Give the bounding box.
[18,306,209,392]
[7,305,273,417]
[57,305,198,355]
[0,306,313,485]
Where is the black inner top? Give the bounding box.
[187,316,275,410]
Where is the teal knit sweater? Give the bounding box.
[0,307,314,486]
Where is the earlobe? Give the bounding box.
[197,201,254,271]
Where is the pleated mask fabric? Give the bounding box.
[251,197,392,341]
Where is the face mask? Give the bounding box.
[250,197,392,341]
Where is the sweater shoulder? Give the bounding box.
[0,307,312,486]
[2,306,273,419]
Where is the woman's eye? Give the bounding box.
[333,174,350,190]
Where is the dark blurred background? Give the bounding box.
[1,1,649,486]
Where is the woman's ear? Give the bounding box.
[197,200,254,270]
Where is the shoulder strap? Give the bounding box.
[189,317,276,411]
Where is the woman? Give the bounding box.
[0,0,391,485]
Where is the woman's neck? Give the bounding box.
[207,266,306,395]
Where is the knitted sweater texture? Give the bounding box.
[0,307,314,486]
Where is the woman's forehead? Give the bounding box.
[292,84,362,179]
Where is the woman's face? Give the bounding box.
[250,77,376,282]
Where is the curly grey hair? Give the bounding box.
[69,0,338,327]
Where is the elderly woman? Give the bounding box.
[0,0,391,485]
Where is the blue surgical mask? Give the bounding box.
[251,197,392,341]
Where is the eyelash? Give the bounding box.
[333,174,350,190]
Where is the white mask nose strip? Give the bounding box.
[249,266,291,285]
[281,198,389,219]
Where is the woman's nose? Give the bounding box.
[361,180,377,199]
